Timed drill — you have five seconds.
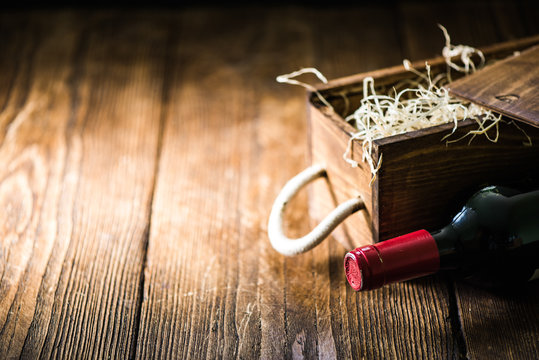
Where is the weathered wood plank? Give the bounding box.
[0,14,79,358]
[456,284,539,359]
[0,12,167,358]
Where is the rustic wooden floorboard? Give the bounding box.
[0,13,78,358]
[0,3,537,360]
[0,11,167,358]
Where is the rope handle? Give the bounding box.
[268,164,365,256]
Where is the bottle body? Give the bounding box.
[345,186,539,291]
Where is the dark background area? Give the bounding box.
[3,0,538,9]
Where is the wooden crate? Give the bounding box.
[307,35,539,250]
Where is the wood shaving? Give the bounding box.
[277,25,528,184]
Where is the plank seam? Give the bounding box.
[131,19,176,360]
[446,280,468,360]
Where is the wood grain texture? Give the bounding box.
[0,11,166,358]
[456,283,539,359]
[374,118,539,241]
[308,104,374,250]
[0,3,537,360]
[448,45,539,127]
[0,14,78,358]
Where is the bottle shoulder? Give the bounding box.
[464,186,539,246]
[434,186,539,285]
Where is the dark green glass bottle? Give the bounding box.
[345,186,539,291]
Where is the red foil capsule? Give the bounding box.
[344,230,440,291]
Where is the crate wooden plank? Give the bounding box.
[448,45,539,127]
[308,105,373,250]
[0,12,166,358]
[374,118,539,241]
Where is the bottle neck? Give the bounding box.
[431,225,460,270]
[344,230,440,291]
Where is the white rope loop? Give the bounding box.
[268,164,365,256]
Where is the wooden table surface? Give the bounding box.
[0,3,538,359]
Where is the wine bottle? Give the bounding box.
[344,186,539,291]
